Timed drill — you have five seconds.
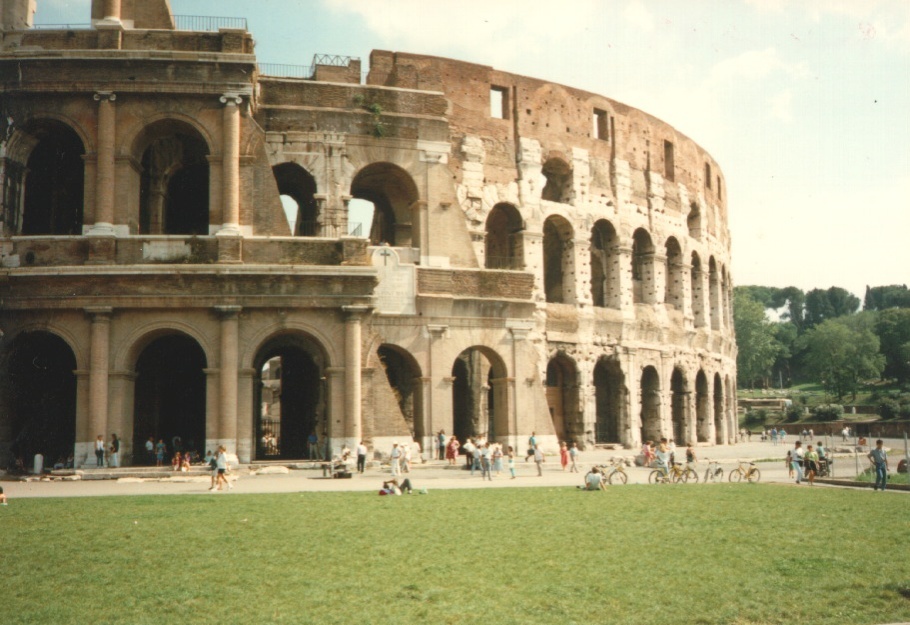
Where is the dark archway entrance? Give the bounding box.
[20,120,85,235]
[640,366,661,444]
[593,357,625,444]
[714,373,725,444]
[133,334,206,462]
[546,354,579,443]
[485,203,523,269]
[377,345,424,440]
[695,369,710,443]
[671,368,688,444]
[1,331,77,470]
[350,162,419,247]
[273,162,319,236]
[253,334,325,460]
[452,347,507,443]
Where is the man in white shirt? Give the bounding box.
[356,441,368,474]
[788,441,805,484]
[390,443,402,476]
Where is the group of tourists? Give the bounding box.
[786,439,831,485]
[93,433,121,468]
[207,446,232,491]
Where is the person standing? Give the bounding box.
[492,443,504,476]
[507,446,516,479]
[307,432,319,460]
[390,442,402,476]
[788,440,805,484]
[462,438,476,474]
[94,435,105,468]
[155,439,166,467]
[804,444,819,486]
[356,441,368,474]
[569,442,580,473]
[437,430,446,461]
[479,443,492,481]
[533,445,545,476]
[145,437,155,465]
[109,434,120,468]
[867,439,889,492]
[559,442,569,471]
[445,436,459,465]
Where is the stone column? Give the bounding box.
[90,92,116,235]
[342,306,370,448]
[325,367,345,457]
[236,368,255,462]
[573,237,592,307]
[507,321,532,451]
[86,307,112,465]
[216,306,241,453]
[101,0,121,22]
[622,348,639,449]
[616,245,636,317]
[218,93,242,235]
[651,253,667,305]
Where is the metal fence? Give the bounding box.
[258,63,313,79]
[173,15,247,32]
[312,53,359,67]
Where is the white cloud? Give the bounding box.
[709,47,808,85]
[623,1,654,33]
[768,90,793,122]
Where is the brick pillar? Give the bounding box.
[85,307,112,466]
[216,306,241,453]
[89,92,116,236]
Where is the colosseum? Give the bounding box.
[0,0,736,470]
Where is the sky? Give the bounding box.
[35,0,910,301]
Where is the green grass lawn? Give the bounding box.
[3,486,909,625]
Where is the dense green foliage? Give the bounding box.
[3,488,910,625]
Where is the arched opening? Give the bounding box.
[451,347,508,443]
[709,257,720,330]
[687,202,702,239]
[665,237,684,310]
[722,268,732,329]
[541,157,573,203]
[273,162,318,236]
[590,219,619,308]
[543,215,575,304]
[632,228,656,304]
[1,331,77,470]
[377,345,424,441]
[594,357,625,444]
[671,368,688,444]
[253,333,326,460]
[545,354,579,443]
[133,334,207,462]
[18,120,85,235]
[695,369,710,443]
[714,372,725,444]
[484,203,523,269]
[691,252,706,328]
[137,120,210,235]
[640,366,661,444]
[350,162,419,247]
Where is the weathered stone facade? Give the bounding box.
[0,1,735,469]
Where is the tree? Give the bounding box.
[875,308,910,383]
[800,317,884,401]
[804,287,859,328]
[733,293,779,389]
[864,284,910,311]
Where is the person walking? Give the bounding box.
[533,445,545,476]
[787,440,805,484]
[212,445,232,491]
[356,441,368,474]
[94,435,105,468]
[569,442,579,473]
[526,432,537,462]
[867,439,889,491]
[804,444,819,486]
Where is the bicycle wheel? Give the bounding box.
[671,469,685,484]
[648,469,664,484]
[747,467,761,483]
[713,468,724,482]
[609,470,628,485]
[729,468,743,482]
[685,468,699,483]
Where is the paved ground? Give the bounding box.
[4,436,907,499]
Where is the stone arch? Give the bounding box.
[632,228,656,304]
[593,356,626,444]
[376,344,425,441]
[273,162,318,236]
[543,214,575,304]
[713,372,725,444]
[115,321,215,373]
[240,321,339,372]
[670,367,689,444]
[131,331,208,464]
[251,331,331,460]
[11,119,86,235]
[484,202,524,269]
[590,219,620,308]
[0,330,77,470]
[691,252,706,328]
[695,369,710,443]
[541,156,573,203]
[350,162,419,247]
[640,365,662,444]
[133,118,211,235]
[664,237,684,310]
[709,256,720,330]
[545,352,580,443]
[451,345,509,443]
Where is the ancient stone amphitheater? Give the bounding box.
[0,0,736,469]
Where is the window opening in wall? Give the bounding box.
[490,86,509,120]
[717,176,722,201]
[541,158,572,203]
[663,140,675,182]
[705,162,712,190]
[593,109,608,140]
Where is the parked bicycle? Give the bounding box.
[728,460,761,483]
[703,458,724,483]
[649,462,695,484]
[595,459,628,485]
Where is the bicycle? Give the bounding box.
[594,460,628,485]
[703,459,724,483]
[728,460,761,483]
[649,462,691,484]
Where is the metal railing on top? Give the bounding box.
[312,54,359,67]
[173,15,247,32]
[258,64,314,79]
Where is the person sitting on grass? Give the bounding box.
[582,467,605,491]
[379,478,414,495]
